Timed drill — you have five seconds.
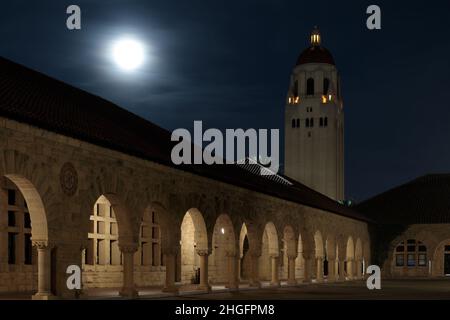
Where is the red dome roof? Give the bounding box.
[296,45,335,66]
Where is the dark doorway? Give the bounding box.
[444,253,450,275]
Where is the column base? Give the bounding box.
[120,287,138,298]
[162,286,179,294]
[225,283,239,291]
[197,285,212,292]
[315,278,324,283]
[249,281,261,288]
[270,281,281,287]
[287,279,298,286]
[32,292,57,300]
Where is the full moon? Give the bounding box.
[112,38,145,71]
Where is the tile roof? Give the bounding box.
[357,174,450,224]
[0,56,370,222]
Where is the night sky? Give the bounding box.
[1,0,449,202]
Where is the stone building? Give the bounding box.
[0,29,371,299]
[357,174,450,278]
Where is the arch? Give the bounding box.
[5,174,48,242]
[432,239,450,276]
[259,222,279,281]
[307,78,315,95]
[210,214,236,283]
[346,236,355,260]
[180,208,208,284]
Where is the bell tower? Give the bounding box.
[284,27,344,201]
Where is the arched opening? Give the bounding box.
[1,174,52,298]
[180,208,208,286]
[209,214,236,284]
[432,239,450,276]
[239,223,251,280]
[314,231,324,281]
[83,195,123,289]
[259,222,279,283]
[307,78,315,95]
[346,236,355,279]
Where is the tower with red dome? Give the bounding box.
[284,27,344,201]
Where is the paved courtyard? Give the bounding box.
[156,279,450,300]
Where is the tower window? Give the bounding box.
[310,118,314,127]
[292,119,295,128]
[293,80,298,97]
[323,78,330,95]
[324,117,328,127]
[320,117,324,127]
[307,78,314,96]
[296,118,300,128]
[305,118,310,127]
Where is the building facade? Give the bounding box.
[0,43,369,299]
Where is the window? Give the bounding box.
[395,239,427,268]
[8,211,16,227]
[418,253,427,266]
[24,212,31,229]
[293,80,298,97]
[306,118,310,127]
[24,234,32,265]
[139,210,163,267]
[407,254,415,266]
[320,118,323,127]
[307,78,314,95]
[8,233,16,264]
[396,254,404,266]
[8,189,16,205]
[323,78,330,95]
[88,197,121,266]
[324,117,328,127]
[292,119,295,128]
[310,118,314,127]
[296,118,300,128]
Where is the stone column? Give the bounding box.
[287,255,297,285]
[346,258,354,280]
[225,252,239,290]
[249,253,261,287]
[303,257,313,283]
[270,255,280,287]
[197,250,211,292]
[338,260,346,281]
[119,244,138,298]
[162,252,178,293]
[316,257,324,282]
[32,241,54,300]
[327,258,336,282]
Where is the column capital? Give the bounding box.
[32,240,50,249]
[287,254,298,260]
[196,249,211,256]
[119,244,138,253]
